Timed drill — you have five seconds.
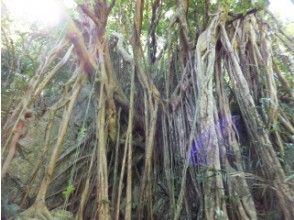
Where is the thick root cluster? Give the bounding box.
[17,202,52,220]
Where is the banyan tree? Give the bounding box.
[1,0,294,219]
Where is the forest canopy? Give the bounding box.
[1,0,294,219]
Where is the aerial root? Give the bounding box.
[17,202,52,220]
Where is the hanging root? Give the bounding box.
[18,201,52,220]
[18,74,84,220]
[2,45,72,156]
[4,2,294,220]
[221,20,294,219]
[2,111,32,179]
[75,146,96,220]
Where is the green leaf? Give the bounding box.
[62,184,75,200]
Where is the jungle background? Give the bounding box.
[1,0,294,219]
